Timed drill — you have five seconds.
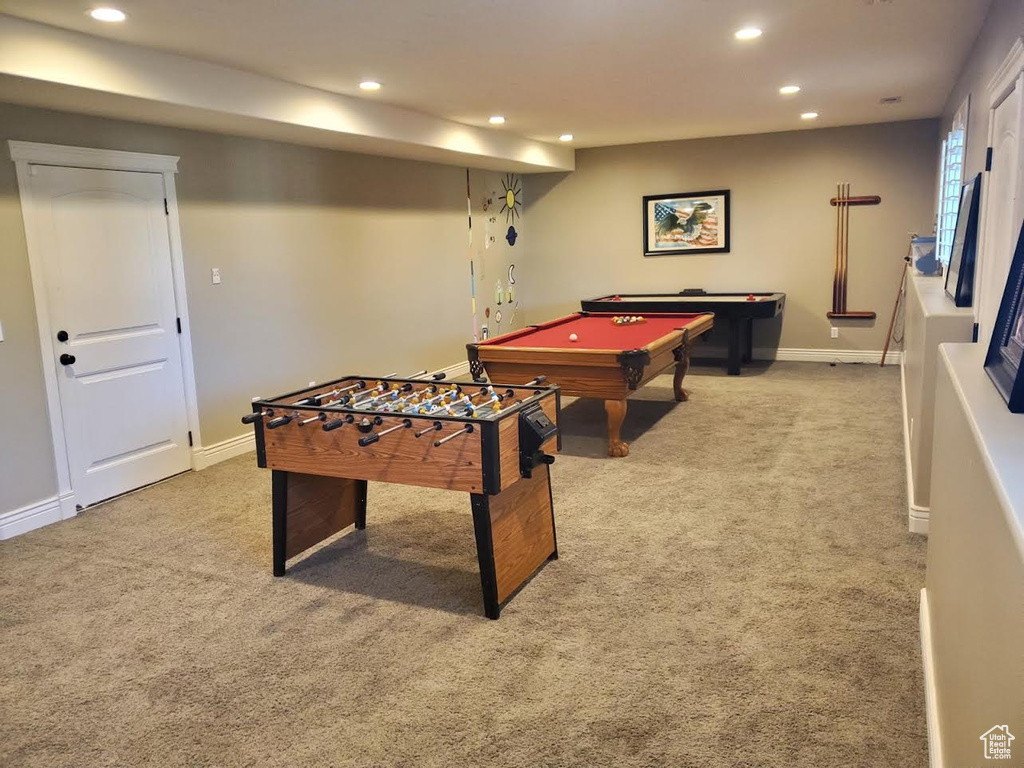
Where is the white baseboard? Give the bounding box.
[920,589,944,768]
[191,432,256,471]
[436,360,472,379]
[0,491,76,540]
[752,347,903,365]
[901,360,930,534]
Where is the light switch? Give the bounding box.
[212,268,221,285]
[830,327,839,339]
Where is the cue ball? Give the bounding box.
[569,333,578,342]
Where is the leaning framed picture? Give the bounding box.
[944,173,981,307]
[984,218,1024,413]
[643,190,730,256]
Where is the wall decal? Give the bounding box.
[500,173,522,224]
[506,226,518,246]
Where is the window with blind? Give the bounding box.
[936,98,970,266]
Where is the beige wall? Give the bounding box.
[525,120,939,352]
[0,101,475,513]
[940,0,1024,181]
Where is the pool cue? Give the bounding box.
[839,182,848,314]
[833,182,842,314]
[842,182,850,313]
[881,237,915,367]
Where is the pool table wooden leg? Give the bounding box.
[673,343,691,402]
[604,398,629,457]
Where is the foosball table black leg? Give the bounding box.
[272,470,288,577]
[470,494,501,620]
[468,464,557,620]
[354,479,368,530]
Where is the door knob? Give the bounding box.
[56,330,69,342]
[59,353,76,366]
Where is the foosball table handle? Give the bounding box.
[322,416,352,432]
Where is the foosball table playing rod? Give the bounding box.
[357,418,412,446]
[434,423,475,447]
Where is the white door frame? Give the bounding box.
[8,140,202,517]
[975,37,1024,343]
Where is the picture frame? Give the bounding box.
[643,189,730,256]
[984,218,1024,413]
[944,173,981,307]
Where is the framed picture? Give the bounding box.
[944,173,981,307]
[984,218,1024,413]
[643,190,730,256]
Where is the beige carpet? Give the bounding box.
[0,362,927,768]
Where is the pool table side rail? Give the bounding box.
[467,313,713,399]
[582,293,785,319]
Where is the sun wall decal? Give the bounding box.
[499,173,522,224]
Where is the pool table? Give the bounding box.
[581,290,786,375]
[467,311,713,457]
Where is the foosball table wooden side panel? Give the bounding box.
[471,463,558,618]
[272,471,367,575]
[262,421,486,493]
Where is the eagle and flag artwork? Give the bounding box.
[643,189,730,256]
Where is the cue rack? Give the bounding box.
[827,182,879,320]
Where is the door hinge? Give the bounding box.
[187,431,193,447]
[176,317,182,334]
[164,198,169,215]
[985,147,993,172]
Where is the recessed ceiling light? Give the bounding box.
[89,7,126,22]
[489,115,505,125]
[779,85,801,95]
[734,27,762,40]
[359,81,381,91]
[559,134,574,142]
[801,111,820,120]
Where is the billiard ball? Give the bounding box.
[569,333,578,342]
[746,294,756,301]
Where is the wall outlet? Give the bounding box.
[830,327,839,339]
[211,268,221,285]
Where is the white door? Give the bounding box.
[31,165,191,507]
[977,75,1024,345]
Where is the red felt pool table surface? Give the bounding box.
[483,312,709,350]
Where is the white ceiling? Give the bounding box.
[0,0,991,148]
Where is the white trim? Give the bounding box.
[987,37,1024,108]
[920,589,944,768]
[8,140,201,504]
[163,173,204,457]
[0,492,76,540]
[434,360,473,379]
[192,433,255,471]
[8,140,180,173]
[901,360,930,534]
[975,40,1024,344]
[752,347,902,365]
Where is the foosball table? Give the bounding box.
[242,371,561,619]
